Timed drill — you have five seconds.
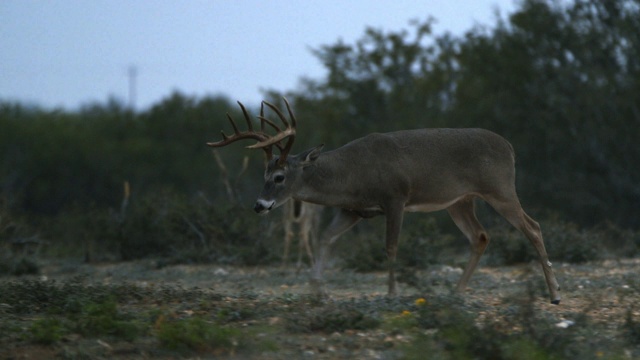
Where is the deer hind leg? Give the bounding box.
[486,194,561,304]
[447,196,489,292]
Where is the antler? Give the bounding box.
[207,98,297,164]
[207,101,278,160]
[251,98,297,164]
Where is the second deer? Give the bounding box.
[207,99,561,304]
[282,199,321,272]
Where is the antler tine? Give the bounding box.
[226,113,240,135]
[258,102,285,152]
[260,102,265,132]
[237,101,253,131]
[283,97,297,129]
[256,102,280,132]
[258,115,282,133]
[248,98,297,164]
[262,100,290,128]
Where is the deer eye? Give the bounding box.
[274,174,285,184]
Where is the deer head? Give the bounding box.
[207,98,323,214]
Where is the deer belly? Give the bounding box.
[404,195,467,213]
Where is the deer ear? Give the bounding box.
[299,144,324,165]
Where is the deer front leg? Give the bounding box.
[385,202,405,296]
[310,209,361,296]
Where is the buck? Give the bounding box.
[207,99,561,304]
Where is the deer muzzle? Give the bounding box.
[254,199,275,214]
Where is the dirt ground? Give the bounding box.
[1,257,639,359]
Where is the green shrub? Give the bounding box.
[543,220,603,264]
[156,315,240,353]
[74,299,141,341]
[29,317,66,345]
[286,303,381,333]
[398,284,632,360]
[338,230,387,272]
[484,225,536,266]
[399,216,458,269]
[0,257,40,276]
[11,257,40,275]
[624,307,640,346]
[486,219,605,266]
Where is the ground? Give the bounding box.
[1,258,639,359]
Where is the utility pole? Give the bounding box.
[127,65,138,112]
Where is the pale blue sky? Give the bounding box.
[1,0,516,111]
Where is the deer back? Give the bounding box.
[296,128,516,211]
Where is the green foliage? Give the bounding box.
[340,216,458,273]
[0,257,40,276]
[73,299,141,341]
[28,318,66,345]
[486,218,640,266]
[543,220,604,263]
[286,302,381,333]
[156,315,240,353]
[484,224,537,266]
[338,225,387,272]
[398,288,625,360]
[398,216,458,268]
[624,308,640,346]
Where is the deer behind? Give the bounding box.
[281,199,321,272]
[208,99,561,304]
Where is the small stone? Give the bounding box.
[555,319,575,329]
[214,268,229,276]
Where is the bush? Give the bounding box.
[285,302,381,333]
[156,315,240,353]
[73,299,141,341]
[400,286,625,360]
[340,216,457,273]
[0,257,40,276]
[543,220,604,264]
[29,318,66,345]
[486,219,606,266]
[338,227,387,272]
[624,307,640,346]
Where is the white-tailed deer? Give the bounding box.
[282,199,321,271]
[207,99,561,304]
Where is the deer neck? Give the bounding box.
[293,152,349,207]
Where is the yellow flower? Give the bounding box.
[415,297,427,306]
[401,310,412,317]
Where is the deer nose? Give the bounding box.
[254,199,275,214]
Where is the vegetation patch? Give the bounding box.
[155,314,241,353]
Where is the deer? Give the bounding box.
[207,99,561,304]
[282,199,321,272]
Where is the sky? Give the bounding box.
[0,0,517,111]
